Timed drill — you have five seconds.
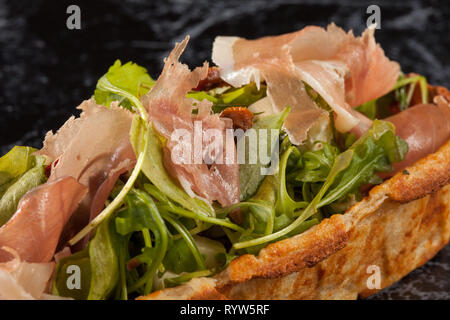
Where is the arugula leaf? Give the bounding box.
[115,193,158,236]
[187,83,267,113]
[239,107,290,201]
[275,145,308,218]
[294,142,339,183]
[163,238,198,274]
[319,120,407,207]
[124,190,169,295]
[162,214,206,271]
[233,120,407,250]
[94,60,154,109]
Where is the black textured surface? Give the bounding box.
[0,0,449,299]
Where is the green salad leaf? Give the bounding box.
[52,248,91,300]
[0,146,47,226]
[0,146,38,195]
[294,142,339,183]
[88,217,120,300]
[239,107,290,201]
[233,120,407,250]
[94,60,154,109]
[53,217,119,300]
[318,120,408,207]
[187,83,267,113]
[123,190,169,295]
[163,238,199,274]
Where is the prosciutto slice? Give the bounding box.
[212,24,399,143]
[0,247,55,299]
[142,37,239,206]
[0,177,86,263]
[384,95,450,175]
[37,100,135,243]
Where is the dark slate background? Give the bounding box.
[0,0,448,299]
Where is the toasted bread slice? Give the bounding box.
[139,140,450,300]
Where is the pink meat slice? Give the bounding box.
[384,96,450,175]
[36,100,135,244]
[0,247,55,299]
[0,177,87,263]
[142,36,239,206]
[212,23,399,143]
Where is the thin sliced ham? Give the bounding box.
[212,23,399,143]
[36,100,136,244]
[0,247,55,299]
[384,95,450,175]
[0,177,87,263]
[142,37,239,206]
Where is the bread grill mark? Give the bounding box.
[141,139,450,300]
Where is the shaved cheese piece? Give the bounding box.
[212,23,400,142]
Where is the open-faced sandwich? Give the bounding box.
[0,24,449,300]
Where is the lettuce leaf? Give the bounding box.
[94,60,154,109]
[0,146,37,195]
[0,146,47,226]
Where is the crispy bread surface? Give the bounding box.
[139,140,450,300]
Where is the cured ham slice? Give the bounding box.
[37,100,135,243]
[143,37,239,206]
[212,24,399,143]
[384,95,450,175]
[0,247,55,299]
[0,177,87,263]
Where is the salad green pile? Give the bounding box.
[0,60,417,299]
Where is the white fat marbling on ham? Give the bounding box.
[0,248,55,300]
[143,36,239,206]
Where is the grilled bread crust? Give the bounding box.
[139,140,450,300]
